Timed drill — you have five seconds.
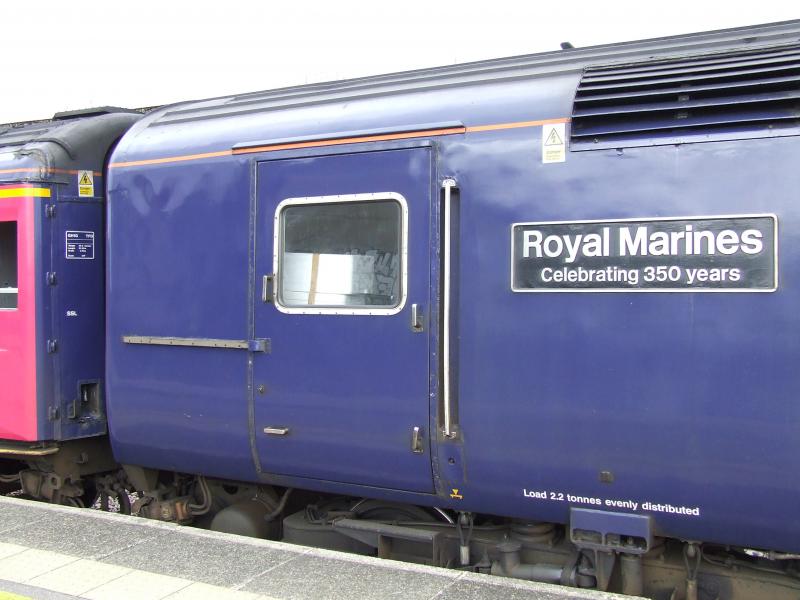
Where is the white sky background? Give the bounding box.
[0,0,796,123]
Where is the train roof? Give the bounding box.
[149,20,800,126]
[112,20,800,166]
[0,108,141,183]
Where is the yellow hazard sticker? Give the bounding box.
[450,488,463,500]
[78,170,94,197]
[542,123,566,164]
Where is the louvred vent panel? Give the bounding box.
[571,44,800,149]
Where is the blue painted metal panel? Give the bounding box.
[107,128,800,554]
[105,22,800,556]
[106,159,258,481]
[446,130,800,553]
[33,191,109,441]
[112,75,579,166]
[253,148,435,493]
[54,200,107,440]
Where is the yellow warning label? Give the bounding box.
[450,488,463,500]
[78,170,94,197]
[544,128,563,146]
[542,123,566,164]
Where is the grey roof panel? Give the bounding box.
[146,20,800,128]
[0,112,141,182]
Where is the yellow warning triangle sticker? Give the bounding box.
[544,128,564,146]
[79,172,93,185]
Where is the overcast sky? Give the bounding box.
[0,1,796,123]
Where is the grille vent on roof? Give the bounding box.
[570,44,800,149]
[0,127,52,148]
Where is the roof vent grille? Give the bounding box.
[571,44,800,149]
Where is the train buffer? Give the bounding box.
[0,497,637,600]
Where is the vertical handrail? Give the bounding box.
[441,178,457,438]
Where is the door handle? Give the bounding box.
[262,274,275,303]
[411,303,424,333]
[441,178,458,439]
[411,426,424,454]
[263,426,290,436]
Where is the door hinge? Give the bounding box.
[47,406,59,421]
[46,272,57,286]
[46,339,58,354]
[45,204,56,218]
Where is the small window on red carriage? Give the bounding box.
[0,221,18,309]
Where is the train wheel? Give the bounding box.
[351,499,438,523]
[0,462,23,495]
[98,490,132,515]
[81,481,99,508]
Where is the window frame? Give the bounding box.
[273,192,409,316]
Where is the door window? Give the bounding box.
[275,193,408,315]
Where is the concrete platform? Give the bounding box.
[0,496,638,600]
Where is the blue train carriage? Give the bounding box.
[0,108,139,504]
[106,21,800,598]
